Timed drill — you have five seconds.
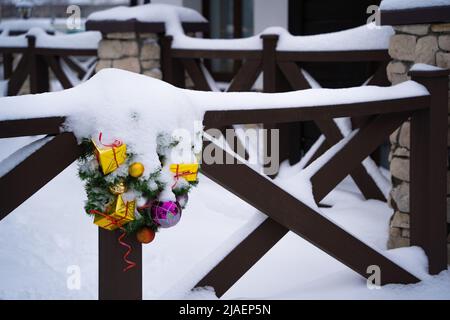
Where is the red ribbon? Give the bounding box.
[90,206,136,272]
[98,132,123,168]
[172,164,196,188]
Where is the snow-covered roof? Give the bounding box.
[380,0,450,11]
[87,3,207,23]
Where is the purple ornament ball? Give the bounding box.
[176,193,189,209]
[151,201,182,228]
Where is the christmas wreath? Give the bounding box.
[78,132,199,271]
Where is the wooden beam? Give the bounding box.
[99,228,142,300]
[44,56,73,89]
[0,133,81,221]
[0,117,65,138]
[315,119,385,201]
[7,53,30,96]
[276,50,391,62]
[311,111,412,202]
[197,111,415,296]
[171,49,261,60]
[203,96,429,127]
[200,143,419,295]
[181,59,211,91]
[380,5,450,26]
[196,218,288,297]
[62,56,86,80]
[227,59,262,92]
[277,61,310,90]
[2,53,13,79]
[410,70,449,274]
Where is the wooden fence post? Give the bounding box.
[99,228,142,300]
[27,35,49,94]
[160,35,185,88]
[409,68,449,275]
[261,34,292,175]
[3,53,13,79]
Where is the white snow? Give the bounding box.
[0,69,447,299]
[0,18,56,33]
[0,28,101,50]
[171,24,394,51]
[1,137,449,299]
[0,80,7,97]
[32,28,101,50]
[0,67,430,205]
[0,136,53,178]
[0,3,447,299]
[87,3,207,23]
[410,63,446,72]
[87,4,391,52]
[380,0,450,10]
[0,32,27,48]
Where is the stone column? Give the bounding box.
[96,32,162,79]
[386,23,450,253]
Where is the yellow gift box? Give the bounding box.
[92,139,127,175]
[170,163,199,182]
[94,195,135,231]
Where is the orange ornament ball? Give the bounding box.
[129,162,145,178]
[136,227,155,244]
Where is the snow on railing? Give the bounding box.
[0,27,101,50]
[1,67,448,299]
[0,68,430,175]
[86,3,393,52]
[87,3,207,24]
[171,24,394,52]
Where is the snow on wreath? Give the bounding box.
[78,131,199,271]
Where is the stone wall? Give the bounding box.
[95,32,162,80]
[386,23,450,252]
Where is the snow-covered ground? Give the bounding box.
[0,137,449,300]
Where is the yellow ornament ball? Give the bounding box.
[129,162,145,178]
[109,181,127,195]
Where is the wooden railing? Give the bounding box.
[161,34,392,171]
[0,68,447,299]
[197,68,449,296]
[1,35,97,96]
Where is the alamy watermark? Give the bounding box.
[169,123,281,175]
[366,5,381,29]
[66,265,81,290]
[366,265,381,289]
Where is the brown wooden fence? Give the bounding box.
[0,67,447,299]
[161,34,391,169]
[1,35,97,96]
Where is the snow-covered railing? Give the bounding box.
[85,3,209,34]
[0,28,101,96]
[170,23,393,52]
[0,67,447,299]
